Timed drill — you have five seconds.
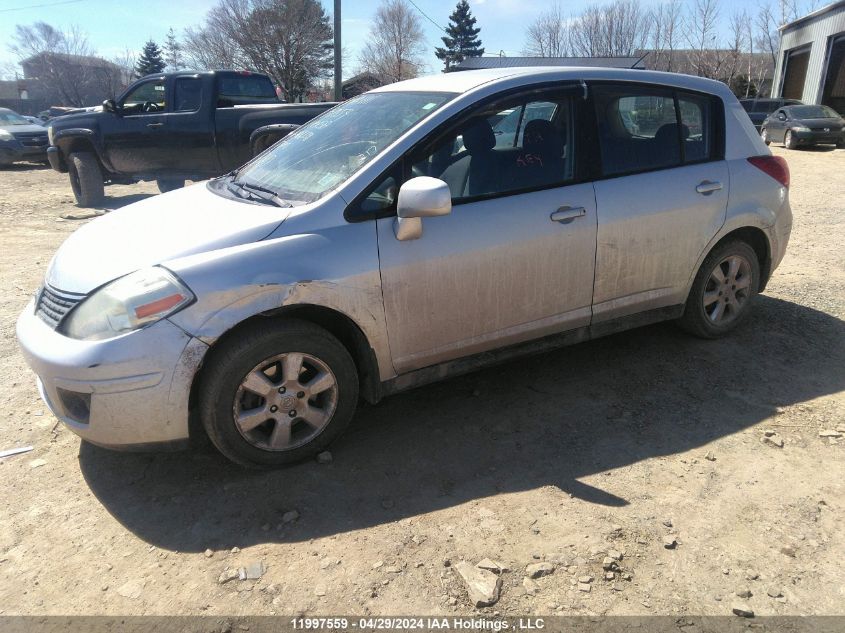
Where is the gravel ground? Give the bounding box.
[0,146,843,617]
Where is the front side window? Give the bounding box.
[409,93,575,201]
[594,84,717,176]
[120,79,166,114]
[233,91,455,205]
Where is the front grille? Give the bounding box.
[36,284,85,329]
[14,132,48,147]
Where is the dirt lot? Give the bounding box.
[0,147,843,618]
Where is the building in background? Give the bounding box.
[772,0,845,112]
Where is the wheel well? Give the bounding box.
[714,226,772,291]
[59,138,103,172]
[188,305,382,439]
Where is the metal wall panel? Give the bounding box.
[772,4,845,103]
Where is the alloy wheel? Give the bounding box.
[233,352,338,451]
[703,255,753,324]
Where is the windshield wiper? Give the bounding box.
[227,178,291,208]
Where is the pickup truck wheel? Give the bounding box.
[199,319,359,468]
[68,152,104,207]
[678,240,760,339]
[157,178,185,194]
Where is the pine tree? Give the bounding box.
[164,28,183,71]
[435,0,484,72]
[135,40,166,76]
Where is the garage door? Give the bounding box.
[782,47,810,101]
[822,34,845,115]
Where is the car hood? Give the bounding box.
[46,182,291,293]
[795,117,844,127]
[1,123,46,135]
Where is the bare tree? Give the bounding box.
[8,22,105,106]
[569,0,651,58]
[523,3,569,57]
[182,0,333,100]
[685,0,723,79]
[359,0,426,83]
[183,24,244,71]
[111,48,137,87]
[650,0,683,71]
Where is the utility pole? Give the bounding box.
[333,0,342,101]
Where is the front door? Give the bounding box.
[589,83,729,322]
[103,77,169,173]
[374,88,598,373]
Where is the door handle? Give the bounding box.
[695,180,723,194]
[147,122,164,128]
[550,206,586,224]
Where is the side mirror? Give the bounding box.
[102,99,118,114]
[394,177,452,241]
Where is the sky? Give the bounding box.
[0,0,741,80]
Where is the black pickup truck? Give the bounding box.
[46,70,335,206]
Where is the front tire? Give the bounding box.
[198,319,359,468]
[68,152,104,207]
[678,240,760,339]
[761,129,771,146]
[157,178,185,194]
[784,130,798,149]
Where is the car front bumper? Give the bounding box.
[0,139,47,163]
[792,130,844,144]
[16,300,209,449]
[46,146,64,171]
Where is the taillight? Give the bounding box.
[748,155,790,188]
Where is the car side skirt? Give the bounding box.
[380,304,685,398]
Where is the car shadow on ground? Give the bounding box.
[78,296,845,551]
[94,193,156,210]
[0,162,51,171]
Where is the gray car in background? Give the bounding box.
[17,68,792,467]
[0,108,49,166]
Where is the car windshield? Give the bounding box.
[234,91,455,204]
[0,111,30,126]
[788,105,840,119]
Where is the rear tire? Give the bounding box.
[761,129,771,146]
[784,130,798,150]
[157,178,185,194]
[68,152,104,207]
[198,319,359,468]
[678,240,760,339]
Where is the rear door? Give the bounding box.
[590,83,729,323]
[373,86,598,373]
[159,75,218,174]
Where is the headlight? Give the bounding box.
[47,124,54,145]
[0,129,13,141]
[792,125,810,132]
[62,267,194,341]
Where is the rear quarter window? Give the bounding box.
[217,75,279,106]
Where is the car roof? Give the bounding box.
[372,67,732,98]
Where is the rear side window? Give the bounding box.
[173,78,202,112]
[217,75,278,106]
[593,84,718,177]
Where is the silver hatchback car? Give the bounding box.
[17,68,792,467]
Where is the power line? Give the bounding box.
[0,0,85,13]
[406,0,447,33]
